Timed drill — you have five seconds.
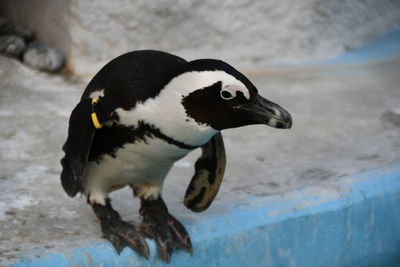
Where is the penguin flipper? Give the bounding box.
[184,132,226,212]
[60,98,98,197]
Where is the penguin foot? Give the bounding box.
[91,200,149,259]
[140,197,192,263]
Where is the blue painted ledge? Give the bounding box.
[327,29,400,64]
[11,164,400,267]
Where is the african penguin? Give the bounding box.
[61,50,292,262]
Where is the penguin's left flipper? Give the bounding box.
[60,97,107,197]
[184,132,226,212]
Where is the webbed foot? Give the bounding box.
[140,197,192,263]
[92,200,149,259]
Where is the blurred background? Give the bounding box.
[1,0,399,76]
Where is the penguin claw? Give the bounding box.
[167,215,193,254]
[102,220,150,259]
[140,198,193,263]
[141,214,192,263]
[158,215,192,262]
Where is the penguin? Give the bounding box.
[60,50,292,262]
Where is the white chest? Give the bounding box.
[84,136,192,202]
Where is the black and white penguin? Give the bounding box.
[60,50,292,262]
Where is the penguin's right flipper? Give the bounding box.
[60,98,105,197]
[184,132,226,212]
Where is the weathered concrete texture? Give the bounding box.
[0,50,400,264]
[60,0,400,76]
[1,0,400,76]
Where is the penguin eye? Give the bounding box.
[220,87,236,100]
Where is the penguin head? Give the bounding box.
[179,59,292,131]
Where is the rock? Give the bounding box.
[23,42,65,72]
[0,35,26,58]
[0,17,34,41]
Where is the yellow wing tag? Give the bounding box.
[91,98,103,129]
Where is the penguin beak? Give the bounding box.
[235,94,292,129]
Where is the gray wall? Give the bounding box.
[1,0,400,77]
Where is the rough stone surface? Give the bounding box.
[1,0,400,76]
[22,42,65,72]
[0,35,26,57]
[66,0,400,76]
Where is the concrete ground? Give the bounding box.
[0,49,400,264]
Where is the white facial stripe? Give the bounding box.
[89,89,105,99]
[223,84,250,100]
[170,71,247,95]
[117,71,246,146]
